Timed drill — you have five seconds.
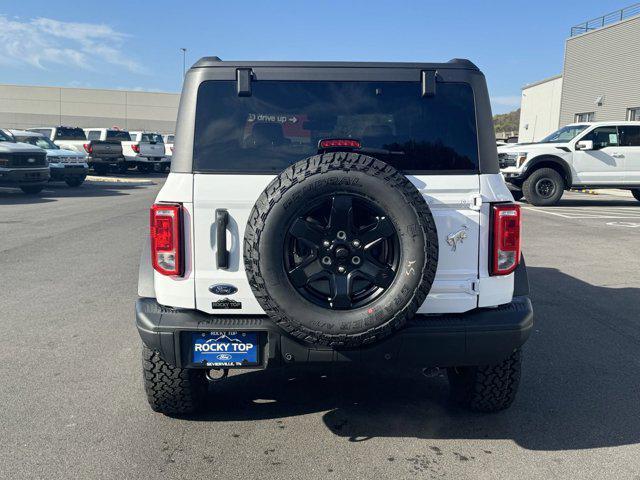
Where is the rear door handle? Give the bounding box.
[215,209,229,269]
[612,153,625,158]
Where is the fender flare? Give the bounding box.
[521,155,573,187]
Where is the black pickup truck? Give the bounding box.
[29,126,125,175]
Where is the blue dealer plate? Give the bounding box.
[192,332,259,367]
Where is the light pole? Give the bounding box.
[180,48,187,77]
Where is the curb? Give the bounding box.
[85,175,155,186]
[570,188,598,195]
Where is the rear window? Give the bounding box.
[55,127,86,141]
[106,130,131,141]
[619,125,640,146]
[193,80,478,174]
[141,133,164,143]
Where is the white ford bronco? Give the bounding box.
[136,58,533,415]
[499,121,640,205]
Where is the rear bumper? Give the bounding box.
[126,156,168,163]
[0,167,50,186]
[88,156,124,165]
[135,296,533,369]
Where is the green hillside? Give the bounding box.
[493,108,520,134]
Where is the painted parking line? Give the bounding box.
[606,221,640,228]
[523,206,640,219]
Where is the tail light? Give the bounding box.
[132,144,140,154]
[491,203,521,275]
[318,138,361,149]
[83,143,92,154]
[150,204,183,276]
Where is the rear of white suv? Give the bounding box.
[136,59,533,415]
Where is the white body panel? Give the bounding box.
[153,172,516,314]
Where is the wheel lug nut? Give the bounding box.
[338,266,346,273]
[323,240,331,248]
[337,231,347,240]
[352,239,361,248]
[351,256,361,265]
[322,256,332,266]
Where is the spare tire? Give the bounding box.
[244,152,438,347]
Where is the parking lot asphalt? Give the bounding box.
[1,184,639,480]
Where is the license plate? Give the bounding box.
[192,332,259,367]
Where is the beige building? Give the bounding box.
[560,12,640,126]
[0,84,180,134]
[519,5,640,139]
[518,75,563,142]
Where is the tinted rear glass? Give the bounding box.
[141,133,164,143]
[193,81,478,173]
[619,125,640,147]
[55,127,86,141]
[106,130,131,141]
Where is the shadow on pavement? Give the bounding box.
[182,266,640,452]
[0,182,152,205]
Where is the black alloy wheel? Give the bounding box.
[284,194,400,310]
[535,178,556,198]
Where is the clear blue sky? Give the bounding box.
[0,0,629,113]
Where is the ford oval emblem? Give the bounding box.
[216,353,232,361]
[209,284,238,296]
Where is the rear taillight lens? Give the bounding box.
[132,144,140,153]
[83,143,92,154]
[491,203,521,275]
[150,204,183,276]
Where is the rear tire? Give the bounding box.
[522,168,564,206]
[142,346,207,415]
[244,152,439,347]
[631,189,640,202]
[447,349,522,413]
[116,163,129,174]
[20,185,44,194]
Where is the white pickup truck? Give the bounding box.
[123,131,168,173]
[499,121,640,205]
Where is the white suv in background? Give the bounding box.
[499,122,640,205]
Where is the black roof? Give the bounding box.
[192,57,479,70]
